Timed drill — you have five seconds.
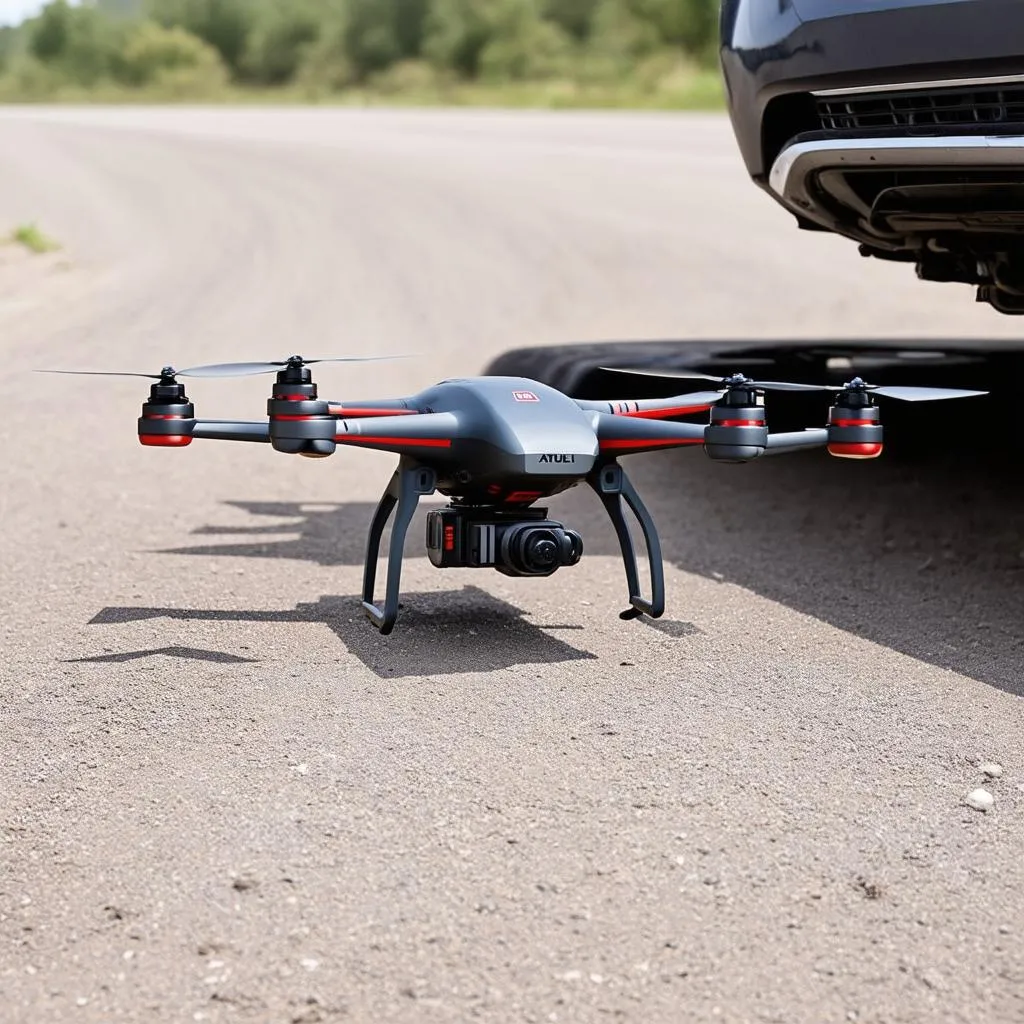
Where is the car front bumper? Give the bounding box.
[721,0,1024,182]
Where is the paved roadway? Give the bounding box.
[1,108,1022,1024]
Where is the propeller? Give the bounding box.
[599,367,988,403]
[38,366,183,381]
[37,353,409,382]
[174,354,408,378]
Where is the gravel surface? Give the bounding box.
[1,108,1022,1024]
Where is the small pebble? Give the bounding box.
[980,762,1003,779]
[964,788,994,812]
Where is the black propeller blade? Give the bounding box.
[39,369,173,380]
[600,366,828,393]
[599,367,989,402]
[37,353,410,382]
[600,366,726,384]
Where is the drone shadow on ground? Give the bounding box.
[154,499,394,566]
[65,645,260,665]
[89,586,598,679]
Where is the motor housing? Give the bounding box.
[267,370,337,458]
[704,400,768,462]
[827,401,883,459]
[138,380,195,447]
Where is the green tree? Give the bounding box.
[118,19,226,88]
[0,26,17,75]
[589,0,661,62]
[28,1,126,85]
[242,0,324,85]
[97,0,145,16]
[422,0,490,79]
[543,0,600,40]
[342,0,401,77]
[29,0,71,62]
[392,0,430,57]
[146,0,252,75]
[299,0,429,86]
[478,0,572,82]
[632,0,716,54]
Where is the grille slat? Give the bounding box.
[818,85,1024,132]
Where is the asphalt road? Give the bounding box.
[1,108,1022,1024]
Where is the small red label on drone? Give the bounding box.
[513,391,539,402]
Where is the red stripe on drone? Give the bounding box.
[622,405,712,419]
[599,438,703,450]
[832,418,876,427]
[717,419,762,427]
[336,435,452,448]
[329,406,418,418]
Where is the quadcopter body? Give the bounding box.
[45,355,988,635]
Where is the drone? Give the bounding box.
[43,354,987,635]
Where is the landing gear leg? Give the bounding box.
[361,460,437,635]
[588,461,665,621]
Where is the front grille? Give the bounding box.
[818,84,1024,133]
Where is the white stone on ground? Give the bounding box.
[964,788,995,812]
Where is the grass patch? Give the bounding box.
[9,223,61,254]
[0,69,726,111]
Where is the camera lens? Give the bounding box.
[498,521,584,577]
[525,533,558,570]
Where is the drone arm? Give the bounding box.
[592,412,706,455]
[577,395,714,420]
[764,428,829,456]
[334,411,460,456]
[327,398,417,418]
[191,420,271,443]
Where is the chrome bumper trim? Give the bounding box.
[812,74,1024,97]
[770,135,1024,201]
[767,134,1024,246]
[774,134,1024,209]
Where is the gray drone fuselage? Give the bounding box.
[406,376,599,503]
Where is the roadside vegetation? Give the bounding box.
[7,223,61,253]
[0,0,724,109]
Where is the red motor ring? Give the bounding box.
[138,395,195,447]
[704,403,768,462]
[827,407,883,460]
[267,383,336,456]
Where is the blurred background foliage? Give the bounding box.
[0,0,723,106]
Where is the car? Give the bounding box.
[720,0,1024,314]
